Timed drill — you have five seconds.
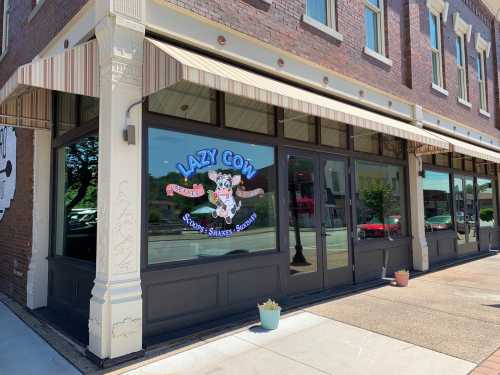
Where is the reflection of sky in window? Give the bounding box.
[423,170,450,192]
[149,128,274,178]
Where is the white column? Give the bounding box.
[408,153,430,271]
[88,1,145,360]
[26,129,51,309]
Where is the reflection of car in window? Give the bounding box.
[425,215,452,231]
[358,215,401,239]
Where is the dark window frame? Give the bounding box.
[49,93,99,263]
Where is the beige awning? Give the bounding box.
[0,39,99,130]
[143,38,449,151]
[428,132,500,164]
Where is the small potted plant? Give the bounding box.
[258,299,281,330]
[394,269,410,287]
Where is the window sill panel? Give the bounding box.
[302,14,343,42]
[479,109,491,118]
[363,47,393,67]
[431,83,449,96]
[457,97,471,108]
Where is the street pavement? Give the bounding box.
[0,303,80,375]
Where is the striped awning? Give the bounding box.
[143,37,449,151]
[428,132,500,164]
[0,39,98,130]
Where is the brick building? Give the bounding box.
[0,0,499,365]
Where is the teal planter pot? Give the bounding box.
[258,306,281,330]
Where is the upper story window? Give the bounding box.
[364,0,384,55]
[303,0,342,41]
[453,13,471,104]
[475,32,491,115]
[1,0,9,56]
[306,0,334,27]
[427,0,449,91]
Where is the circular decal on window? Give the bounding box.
[0,126,16,222]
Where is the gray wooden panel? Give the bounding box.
[142,252,287,338]
[426,231,457,266]
[146,275,219,323]
[227,265,279,304]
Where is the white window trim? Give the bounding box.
[363,46,392,66]
[426,0,449,23]
[479,109,491,118]
[454,34,468,102]
[431,82,449,96]
[457,97,471,108]
[1,0,10,57]
[302,13,343,42]
[429,10,444,89]
[475,32,491,58]
[304,1,338,33]
[364,0,386,57]
[453,12,472,42]
[476,51,488,112]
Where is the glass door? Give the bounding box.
[454,175,478,254]
[321,156,353,288]
[286,151,323,294]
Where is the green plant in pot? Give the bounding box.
[258,299,281,330]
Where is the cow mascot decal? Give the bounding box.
[207,171,242,224]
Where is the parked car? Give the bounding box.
[358,215,401,239]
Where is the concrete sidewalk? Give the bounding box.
[0,302,80,375]
[117,311,475,375]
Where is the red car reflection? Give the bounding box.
[358,215,401,239]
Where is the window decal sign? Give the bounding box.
[165,148,264,238]
[0,126,16,222]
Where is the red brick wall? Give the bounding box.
[0,0,87,305]
[165,0,499,137]
[0,129,33,305]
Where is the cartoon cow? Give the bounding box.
[208,171,242,224]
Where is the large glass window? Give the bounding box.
[382,135,404,159]
[54,136,98,261]
[225,94,275,135]
[355,160,406,240]
[478,178,496,227]
[423,170,453,232]
[429,11,443,87]
[148,82,217,124]
[477,52,487,112]
[455,35,467,101]
[364,0,384,54]
[147,129,277,264]
[353,128,379,154]
[306,0,335,29]
[320,119,347,148]
[283,110,316,143]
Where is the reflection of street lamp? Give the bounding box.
[290,179,310,266]
[0,160,12,178]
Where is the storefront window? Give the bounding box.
[423,170,452,232]
[54,136,98,261]
[435,153,449,168]
[283,110,316,142]
[355,160,406,240]
[80,96,99,124]
[487,163,497,176]
[225,94,275,135]
[148,82,217,124]
[478,178,497,227]
[353,128,379,154]
[55,93,78,137]
[453,153,463,170]
[421,154,433,165]
[464,156,474,172]
[320,119,347,149]
[475,159,487,175]
[147,128,277,264]
[382,135,404,159]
